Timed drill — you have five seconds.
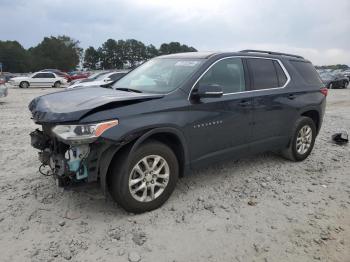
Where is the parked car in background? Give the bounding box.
[0,73,16,83]
[68,71,90,81]
[67,71,128,89]
[319,72,349,89]
[68,71,109,86]
[0,78,8,98]
[29,50,326,213]
[40,69,72,82]
[0,76,7,85]
[341,70,350,81]
[9,72,68,88]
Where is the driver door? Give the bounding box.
[186,58,253,166]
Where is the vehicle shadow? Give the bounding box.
[57,151,287,217]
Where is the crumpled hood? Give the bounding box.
[29,87,163,123]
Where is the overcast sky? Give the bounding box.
[1,0,349,65]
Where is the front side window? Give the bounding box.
[113,58,204,93]
[247,58,279,90]
[198,58,246,94]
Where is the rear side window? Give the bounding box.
[247,58,279,90]
[290,61,322,85]
[273,61,288,86]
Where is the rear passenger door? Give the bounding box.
[246,58,293,151]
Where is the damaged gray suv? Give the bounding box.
[29,50,327,213]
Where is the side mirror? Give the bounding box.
[193,83,224,99]
[104,78,111,82]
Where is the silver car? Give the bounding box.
[0,78,8,97]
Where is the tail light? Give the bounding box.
[320,87,328,96]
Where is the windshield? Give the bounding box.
[113,58,204,93]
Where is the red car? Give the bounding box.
[69,72,90,81]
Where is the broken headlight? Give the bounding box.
[52,120,118,144]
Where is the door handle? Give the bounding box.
[238,100,252,107]
[288,94,296,100]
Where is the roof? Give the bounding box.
[157,50,306,61]
[157,52,218,59]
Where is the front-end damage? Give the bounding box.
[28,87,164,189]
[30,124,119,187]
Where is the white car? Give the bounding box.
[67,71,128,89]
[8,72,68,88]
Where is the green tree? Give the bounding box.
[124,39,147,67]
[315,64,349,70]
[0,41,29,73]
[99,39,124,69]
[29,35,82,71]
[145,44,159,59]
[159,42,197,55]
[83,46,100,70]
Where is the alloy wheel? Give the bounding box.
[128,155,170,202]
[296,125,312,155]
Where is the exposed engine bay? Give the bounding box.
[30,127,101,187]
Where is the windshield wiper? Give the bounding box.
[115,87,143,93]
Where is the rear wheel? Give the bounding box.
[108,140,179,213]
[20,81,29,88]
[282,117,316,161]
[328,83,333,89]
[343,81,349,89]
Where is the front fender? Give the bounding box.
[99,126,190,194]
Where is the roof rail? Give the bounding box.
[240,49,304,59]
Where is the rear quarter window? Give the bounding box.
[290,60,322,85]
[247,58,279,90]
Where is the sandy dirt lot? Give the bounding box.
[0,87,349,262]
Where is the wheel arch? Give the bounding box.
[20,81,30,88]
[100,127,189,194]
[300,109,320,134]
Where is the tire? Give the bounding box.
[343,81,349,89]
[20,81,29,88]
[281,116,316,162]
[108,140,179,213]
[328,83,333,89]
[54,81,61,88]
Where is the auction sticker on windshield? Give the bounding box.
[175,61,199,67]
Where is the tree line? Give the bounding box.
[315,64,349,70]
[0,35,197,73]
[84,39,196,70]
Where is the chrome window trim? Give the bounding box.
[188,56,291,100]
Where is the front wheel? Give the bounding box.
[343,81,349,89]
[281,117,316,161]
[108,140,179,213]
[328,83,333,89]
[20,81,29,88]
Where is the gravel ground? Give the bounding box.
[0,87,349,262]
